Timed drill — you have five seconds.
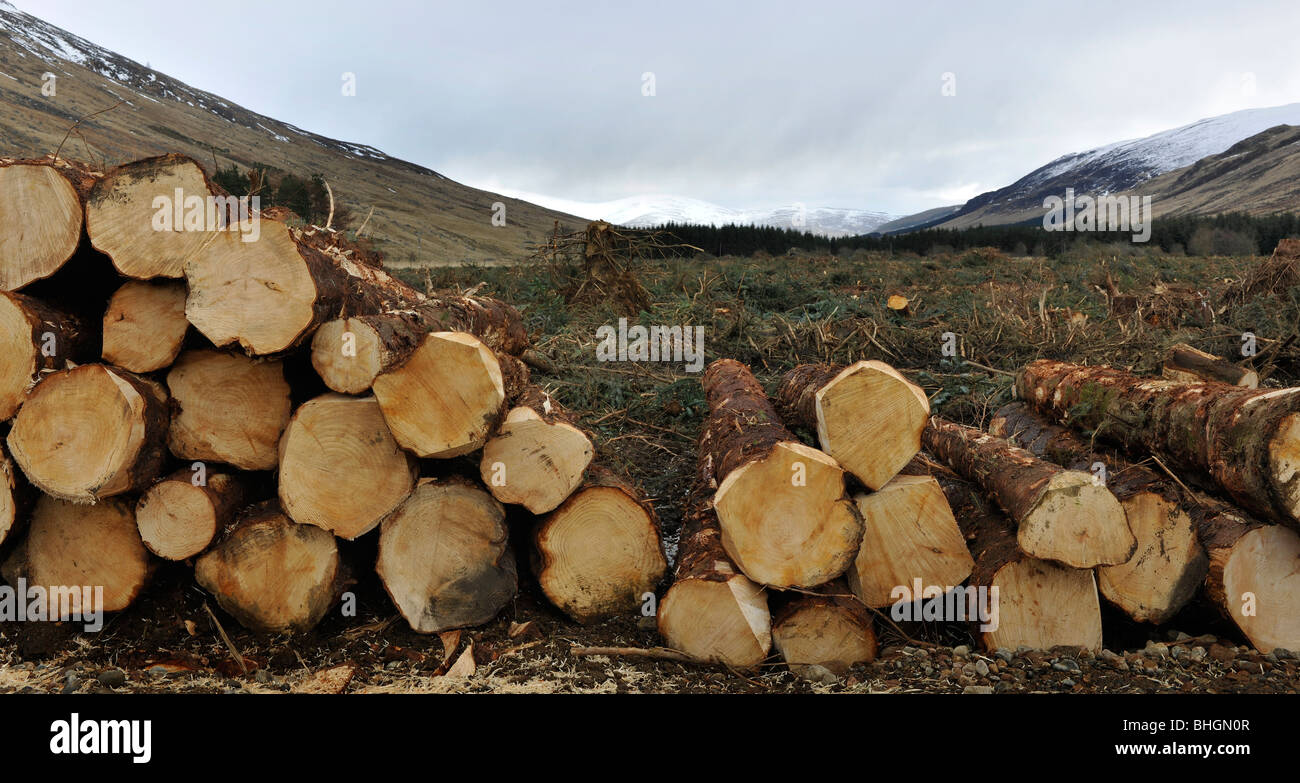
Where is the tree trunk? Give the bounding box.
[85,154,224,280]
[1017,358,1300,526]
[846,472,974,608]
[532,466,666,623]
[775,360,930,490]
[135,470,248,561]
[922,416,1135,568]
[0,159,90,291]
[101,280,189,373]
[699,358,863,589]
[7,364,169,502]
[165,349,294,471]
[0,290,87,420]
[372,332,529,458]
[770,579,876,677]
[278,393,418,540]
[13,495,153,614]
[184,217,422,355]
[988,402,1208,624]
[195,501,343,633]
[479,386,594,513]
[376,476,517,633]
[656,484,771,668]
[1163,342,1258,388]
[310,295,529,394]
[925,458,1103,652]
[1187,490,1300,654]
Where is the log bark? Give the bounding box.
[0,158,90,290]
[165,349,294,471]
[1186,490,1300,654]
[135,470,247,561]
[988,402,1208,624]
[101,280,189,373]
[310,295,529,394]
[479,386,595,513]
[12,495,153,614]
[376,476,517,633]
[373,332,529,458]
[85,154,222,280]
[699,359,863,588]
[775,360,930,490]
[922,416,1135,568]
[195,501,343,633]
[924,458,1103,652]
[7,364,169,502]
[0,290,86,420]
[532,466,666,623]
[1163,342,1258,388]
[184,218,422,355]
[278,393,418,540]
[656,484,771,669]
[1016,358,1300,526]
[770,579,876,677]
[846,473,974,608]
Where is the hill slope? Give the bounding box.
[0,1,583,265]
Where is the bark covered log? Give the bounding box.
[0,290,87,420]
[1163,343,1258,388]
[775,360,929,490]
[699,358,863,588]
[656,483,771,668]
[310,295,529,394]
[988,402,1207,624]
[1017,358,1300,527]
[922,416,1134,568]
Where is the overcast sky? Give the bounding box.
[28,0,1300,215]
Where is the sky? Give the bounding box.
[24,0,1300,217]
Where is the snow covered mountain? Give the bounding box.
[487,191,897,238]
[934,103,1300,229]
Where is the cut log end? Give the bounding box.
[480,406,594,513]
[377,479,516,634]
[309,317,383,394]
[278,393,416,540]
[136,472,243,561]
[0,164,83,290]
[1018,471,1135,568]
[87,155,216,280]
[772,593,876,675]
[713,440,862,589]
[984,557,1103,652]
[373,331,507,458]
[1098,492,1206,624]
[24,496,152,614]
[166,350,292,471]
[535,485,667,622]
[848,474,973,607]
[101,280,189,372]
[1220,525,1300,654]
[658,576,771,669]
[815,361,929,489]
[195,506,341,634]
[0,294,45,418]
[1267,411,1300,524]
[7,364,167,502]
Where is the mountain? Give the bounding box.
[921,103,1300,230]
[0,1,585,266]
[490,190,897,238]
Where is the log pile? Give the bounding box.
[0,153,663,637]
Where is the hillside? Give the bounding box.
[0,1,584,265]
[916,103,1300,230]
